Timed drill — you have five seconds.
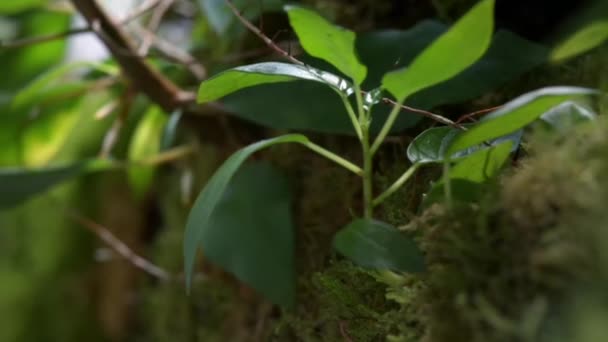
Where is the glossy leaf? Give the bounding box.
[382,0,495,102]
[197,62,347,103]
[334,219,425,273]
[407,126,462,164]
[128,106,168,198]
[285,6,367,84]
[447,87,598,156]
[551,20,608,62]
[201,162,295,307]
[407,125,521,164]
[184,134,309,288]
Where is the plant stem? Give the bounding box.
[361,126,373,219]
[340,94,363,140]
[370,104,401,155]
[301,141,363,176]
[353,83,373,219]
[443,161,453,209]
[372,163,420,207]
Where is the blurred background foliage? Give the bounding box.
[0,0,607,341]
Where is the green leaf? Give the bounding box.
[220,25,545,135]
[423,141,513,206]
[334,219,425,273]
[408,125,522,164]
[447,87,598,156]
[128,106,168,198]
[285,6,367,84]
[422,179,484,208]
[12,61,118,110]
[551,20,608,62]
[197,62,347,103]
[382,0,495,102]
[0,159,114,210]
[449,140,513,182]
[201,162,295,307]
[407,126,463,164]
[0,0,44,14]
[406,30,548,109]
[184,134,309,289]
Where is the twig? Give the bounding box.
[138,0,175,55]
[456,105,502,123]
[132,24,207,80]
[224,0,304,65]
[70,0,194,112]
[381,97,466,130]
[65,208,172,281]
[0,27,90,49]
[1,0,163,50]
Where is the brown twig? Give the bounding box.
[0,27,91,49]
[138,0,175,55]
[132,24,207,80]
[1,0,162,50]
[224,0,304,65]
[456,105,502,123]
[65,208,171,281]
[382,97,467,130]
[70,0,195,112]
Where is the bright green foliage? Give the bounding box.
[285,6,367,85]
[183,134,309,291]
[128,106,169,198]
[382,0,495,102]
[448,86,597,155]
[445,141,513,183]
[197,62,346,103]
[552,21,608,62]
[333,219,425,273]
[0,0,44,14]
[203,162,295,307]
[11,62,118,111]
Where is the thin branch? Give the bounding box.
[381,97,465,130]
[65,208,172,281]
[70,0,194,112]
[132,24,207,80]
[138,0,175,55]
[456,105,502,123]
[224,0,304,65]
[0,27,90,49]
[1,0,163,50]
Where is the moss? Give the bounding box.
[383,119,608,342]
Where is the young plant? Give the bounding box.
[182,0,598,306]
